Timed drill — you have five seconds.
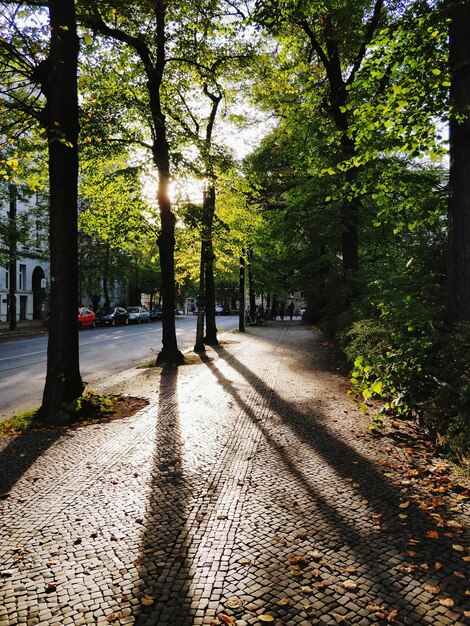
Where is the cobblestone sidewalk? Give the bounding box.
[0,322,468,626]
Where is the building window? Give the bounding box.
[5,268,8,289]
[19,264,26,291]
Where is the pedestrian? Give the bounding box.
[279,302,285,320]
[287,301,295,320]
[271,300,277,320]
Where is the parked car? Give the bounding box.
[150,305,163,321]
[95,306,129,326]
[215,304,224,315]
[78,306,96,329]
[127,306,150,323]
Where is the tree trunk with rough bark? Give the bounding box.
[38,0,83,423]
[203,185,218,345]
[447,0,470,323]
[8,183,17,331]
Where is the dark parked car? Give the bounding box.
[150,305,163,321]
[127,306,150,323]
[78,306,96,329]
[95,306,129,326]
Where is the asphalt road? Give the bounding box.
[0,315,239,421]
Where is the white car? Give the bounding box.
[127,306,150,323]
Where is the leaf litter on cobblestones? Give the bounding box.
[141,595,154,606]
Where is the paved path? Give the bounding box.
[0,322,468,626]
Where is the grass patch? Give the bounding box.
[0,392,149,436]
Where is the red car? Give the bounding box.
[78,306,96,329]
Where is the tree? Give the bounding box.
[37,0,83,421]
[447,0,470,322]
[0,0,83,422]
[252,0,389,299]
[82,0,194,364]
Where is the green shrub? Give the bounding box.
[421,323,470,463]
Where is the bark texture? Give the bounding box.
[39,0,83,423]
[447,0,470,323]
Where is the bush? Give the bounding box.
[421,323,470,463]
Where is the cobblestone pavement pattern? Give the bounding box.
[0,322,469,626]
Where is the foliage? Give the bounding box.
[421,323,470,463]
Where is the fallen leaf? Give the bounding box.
[45,583,57,593]
[217,515,228,520]
[454,570,464,578]
[452,544,465,551]
[308,550,322,560]
[388,609,398,622]
[239,558,252,565]
[447,520,462,529]
[225,597,244,610]
[434,562,443,571]
[424,585,440,594]
[73,537,82,545]
[399,502,410,509]
[258,615,275,623]
[276,597,289,606]
[426,531,439,539]
[342,566,357,573]
[141,596,154,606]
[107,613,122,623]
[343,580,357,591]
[439,598,455,607]
[331,612,348,623]
[218,615,235,625]
[288,554,308,564]
[310,569,321,578]
[301,586,313,593]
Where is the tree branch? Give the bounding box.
[347,0,385,86]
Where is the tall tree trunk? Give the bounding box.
[152,0,183,364]
[103,243,110,307]
[447,0,470,323]
[155,153,184,364]
[86,1,183,364]
[38,0,83,423]
[8,182,17,330]
[203,185,218,345]
[248,258,256,314]
[194,241,206,353]
[239,255,246,332]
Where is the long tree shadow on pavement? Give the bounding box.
[132,364,196,626]
[0,430,63,495]
[202,344,468,624]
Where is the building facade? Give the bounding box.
[0,187,50,323]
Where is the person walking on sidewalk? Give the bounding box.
[287,301,295,320]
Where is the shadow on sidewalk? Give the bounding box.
[201,343,466,621]
[0,430,63,495]
[132,365,195,625]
